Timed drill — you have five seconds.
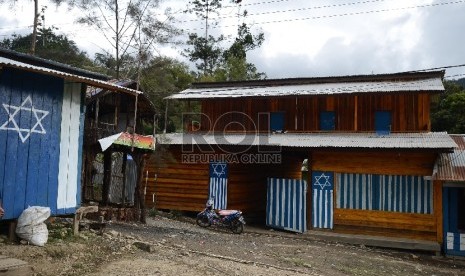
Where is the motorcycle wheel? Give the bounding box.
[196,216,211,227]
[231,220,244,234]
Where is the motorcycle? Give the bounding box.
[196,199,246,234]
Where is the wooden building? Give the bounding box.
[149,71,457,251]
[83,79,156,222]
[0,48,144,220]
[434,135,465,256]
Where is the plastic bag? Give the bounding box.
[16,206,51,246]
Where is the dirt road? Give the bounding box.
[1,214,464,275]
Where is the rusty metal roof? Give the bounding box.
[434,135,465,181]
[166,71,445,100]
[158,132,456,150]
[0,57,142,95]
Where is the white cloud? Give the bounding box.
[1,0,464,78]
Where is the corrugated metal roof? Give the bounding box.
[166,75,444,100]
[434,135,465,181]
[0,47,110,80]
[157,132,456,149]
[0,57,142,95]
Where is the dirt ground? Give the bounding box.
[1,212,464,276]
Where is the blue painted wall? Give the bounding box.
[443,187,465,257]
[266,178,307,233]
[336,173,432,214]
[209,162,228,209]
[312,171,334,229]
[0,68,82,219]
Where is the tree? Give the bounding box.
[185,33,224,76]
[0,27,96,69]
[216,22,266,81]
[185,0,266,81]
[0,0,48,55]
[55,0,180,79]
[431,81,465,133]
[139,56,194,132]
[184,0,224,76]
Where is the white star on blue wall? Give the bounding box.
[212,163,227,178]
[0,95,49,143]
[314,173,331,190]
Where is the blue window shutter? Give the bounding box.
[375,111,391,135]
[320,111,335,131]
[270,112,285,132]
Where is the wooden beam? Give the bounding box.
[434,180,443,244]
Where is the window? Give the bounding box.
[336,173,433,214]
[320,111,335,131]
[270,112,285,132]
[375,111,391,135]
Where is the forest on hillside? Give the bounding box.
[1,0,464,134]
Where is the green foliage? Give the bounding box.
[185,1,266,81]
[94,52,137,79]
[0,27,96,70]
[140,56,195,132]
[454,77,465,89]
[185,33,225,76]
[431,81,465,133]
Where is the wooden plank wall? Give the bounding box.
[145,147,209,211]
[146,146,303,221]
[311,150,441,241]
[199,93,431,132]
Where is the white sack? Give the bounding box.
[16,206,51,246]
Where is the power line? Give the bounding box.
[408,64,465,72]
[185,0,465,30]
[226,0,388,17]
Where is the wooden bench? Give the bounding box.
[73,206,99,235]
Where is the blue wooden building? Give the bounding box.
[0,48,142,220]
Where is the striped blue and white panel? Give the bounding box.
[209,162,228,209]
[266,178,307,233]
[336,173,433,214]
[312,171,334,229]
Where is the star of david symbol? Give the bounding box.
[212,163,226,178]
[314,173,331,190]
[0,96,49,143]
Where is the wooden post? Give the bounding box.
[134,154,148,223]
[8,221,17,242]
[102,150,112,205]
[163,100,169,134]
[307,152,312,230]
[434,180,443,245]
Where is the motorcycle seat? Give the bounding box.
[218,210,238,216]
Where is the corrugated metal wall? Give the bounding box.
[266,178,307,233]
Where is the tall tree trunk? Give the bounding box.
[30,0,39,55]
[115,0,120,79]
[134,153,148,223]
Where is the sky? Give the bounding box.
[1,0,465,80]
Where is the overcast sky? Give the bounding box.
[1,0,464,79]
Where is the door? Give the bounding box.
[312,171,334,229]
[443,186,465,256]
[266,178,307,233]
[209,162,228,209]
